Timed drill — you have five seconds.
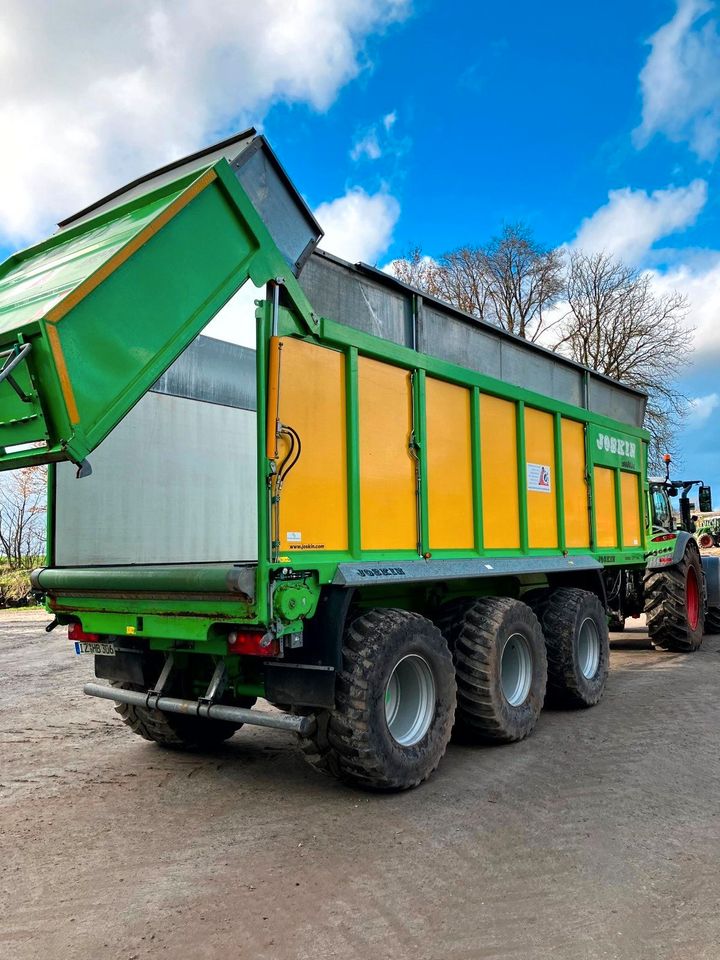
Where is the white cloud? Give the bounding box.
[688,392,720,424]
[315,187,400,262]
[350,109,401,162]
[383,111,397,131]
[350,129,383,161]
[0,0,410,243]
[203,279,263,348]
[649,253,720,365]
[571,180,707,265]
[635,0,720,160]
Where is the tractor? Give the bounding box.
[606,455,720,647]
[695,516,720,549]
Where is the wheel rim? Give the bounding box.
[577,617,601,679]
[500,633,533,706]
[384,654,436,746]
[686,565,700,630]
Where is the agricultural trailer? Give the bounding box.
[0,131,715,791]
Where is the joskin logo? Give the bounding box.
[595,433,637,460]
[356,567,406,578]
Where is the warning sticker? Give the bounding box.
[286,532,302,543]
[527,463,552,493]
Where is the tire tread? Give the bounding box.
[298,608,455,791]
[644,545,704,651]
[542,588,608,708]
[449,597,547,744]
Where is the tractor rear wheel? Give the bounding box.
[704,607,720,635]
[644,544,705,652]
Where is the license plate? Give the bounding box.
[74,641,116,656]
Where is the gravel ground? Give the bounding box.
[1,609,719,960]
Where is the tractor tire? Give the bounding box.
[109,681,251,749]
[298,608,456,791]
[450,597,547,744]
[697,531,715,550]
[704,607,720,635]
[644,543,705,652]
[540,588,609,708]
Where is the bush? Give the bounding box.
[0,566,36,607]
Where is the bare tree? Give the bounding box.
[556,251,692,467]
[480,224,564,341]
[391,245,493,317]
[432,246,494,320]
[390,247,442,294]
[392,238,692,464]
[390,224,564,342]
[0,466,47,568]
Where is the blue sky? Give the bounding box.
[1,0,718,496]
[267,0,715,251]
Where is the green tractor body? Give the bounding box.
[607,463,720,646]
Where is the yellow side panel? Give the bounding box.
[275,338,347,552]
[561,418,590,548]
[621,471,642,548]
[594,466,618,548]
[524,407,558,548]
[480,394,520,549]
[358,357,416,551]
[426,378,474,550]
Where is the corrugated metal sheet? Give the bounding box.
[55,392,257,565]
[152,335,256,411]
[55,336,258,566]
[299,250,647,428]
[231,140,322,274]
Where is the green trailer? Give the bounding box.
[0,132,711,790]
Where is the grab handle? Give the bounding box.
[0,342,32,401]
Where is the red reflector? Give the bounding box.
[68,623,100,642]
[651,534,676,543]
[227,630,279,657]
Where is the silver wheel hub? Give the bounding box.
[384,654,436,746]
[500,633,533,706]
[577,617,600,679]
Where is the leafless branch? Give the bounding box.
[0,465,47,568]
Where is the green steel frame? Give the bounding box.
[266,306,649,572]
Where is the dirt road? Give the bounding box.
[1,610,719,960]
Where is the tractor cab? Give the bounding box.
[648,482,674,534]
[648,454,712,536]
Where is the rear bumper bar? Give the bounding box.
[32,563,256,599]
[83,682,314,735]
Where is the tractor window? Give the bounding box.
[651,489,673,531]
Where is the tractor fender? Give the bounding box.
[646,531,698,571]
[701,555,720,608]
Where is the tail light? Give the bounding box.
[227,630,279,657]
[68,623,100,642]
